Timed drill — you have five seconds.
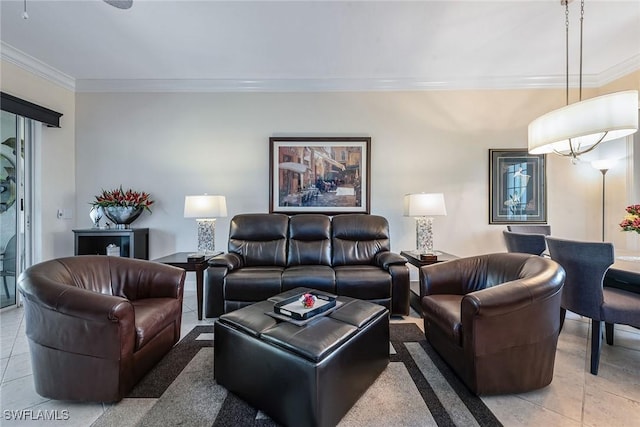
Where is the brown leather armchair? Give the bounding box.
[419,253,565,395]
[18,256,186,402]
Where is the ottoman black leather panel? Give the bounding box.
[217,301,278,337]
[214,288,389,427]
[330,297,388,328]
[260,317,357,362]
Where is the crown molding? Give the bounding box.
[2,41,637,93]
[0,42,75,91]
[74,75,603,93]
[596,54,640,87]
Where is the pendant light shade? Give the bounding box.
[528,90,639,156]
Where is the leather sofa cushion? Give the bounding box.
[423,294,463,346]
[260,317,358,363]
[334,266,391,300]
[288,214,331,266]
[332,215,391,266]
[282,265,336,294]
[225,267,284,302]
[228,214,288,267]
[131,298,182,351]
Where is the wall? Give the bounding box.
[0,60,76,262]
[75,87,621,260]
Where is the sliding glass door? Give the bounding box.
[0,111,33,309]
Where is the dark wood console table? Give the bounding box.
[400,250,459,315]
[73,228,149,259]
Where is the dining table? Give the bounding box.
[605,250,640,293]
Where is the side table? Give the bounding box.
[153,252,221,320]
[400,250,458,315]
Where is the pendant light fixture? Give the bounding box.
[528,0,638,163]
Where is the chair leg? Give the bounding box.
[605,322,615,345]
[590,319,603,375]
[559,307,566,332]
[3,276,10,299]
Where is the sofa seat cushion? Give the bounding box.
[334,265,391,300]
[422,294,463,346]
[225,267,284,302]
[132,298,182,351]
[282,265,336,294]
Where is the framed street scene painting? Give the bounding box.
[489,149,547,224]
[269,137,371,215]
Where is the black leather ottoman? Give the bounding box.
[214,287,389,427]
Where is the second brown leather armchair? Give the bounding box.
[419,253,565,395]
[18,256,186,402]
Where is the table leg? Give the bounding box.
[196,268,204,320]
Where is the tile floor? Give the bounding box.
[1,287,639,426]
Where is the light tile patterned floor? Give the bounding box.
[1,288,639,426]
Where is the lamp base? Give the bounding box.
[420,253,438,262]
[196,219,217,254]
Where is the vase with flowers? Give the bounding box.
[619,204,640,234]
[92,186,154,229]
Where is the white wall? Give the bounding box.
[74,88,626,260]
[0,60,76,262]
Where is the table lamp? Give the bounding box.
[404,193,447,258]
[184,195,227,254]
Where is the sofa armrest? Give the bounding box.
[208,253,243,270]
[460,279,563,354]
[374,251,407,271]
[20,277,136,359]
[119,260,185,300]
[419,259,470,297]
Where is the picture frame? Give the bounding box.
[269,137,371,215]
[489,149,547,224]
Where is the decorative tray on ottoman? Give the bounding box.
[273,292,337,321]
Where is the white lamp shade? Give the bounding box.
[403,193,447,217]
[528,90,639,155]
[184,195,227,218]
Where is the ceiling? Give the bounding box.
[1,0,639,92]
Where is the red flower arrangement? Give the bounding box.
[299,293,317,308]
[620,204,640,234]
[92,186,154,212]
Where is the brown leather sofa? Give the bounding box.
[206,213,410,317]
[18,256,186,402]
[419,253,565,395]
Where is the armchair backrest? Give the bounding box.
[503,230,547,256]
[420,252,548,296]
[19,256,185,301]
[331,214,390,266]
[545,237,614,319]
[287,214,331,266]
[228,213,289,267]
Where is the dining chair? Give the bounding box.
[546,237,640,375]
[1,234,16,298]
[503,230,547,256]
[507,225,551,235]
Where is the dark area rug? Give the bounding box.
[92,323,502,427]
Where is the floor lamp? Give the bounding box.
[591,159,617,242]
